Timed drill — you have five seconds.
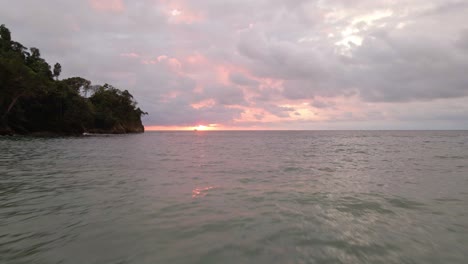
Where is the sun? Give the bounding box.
[193,125,208,131]
[192,124,218,131]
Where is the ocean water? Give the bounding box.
[1,131,468,264]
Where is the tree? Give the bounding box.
[53,63,61,80]
[29,47,40,59]
[10,41,29,59]
[0,24,12,53]
[0,24,11,42]
[25,47,53,80]
[0,24,146,135]
[89,84,146,132]
[0,57,42,120]
[62,77,91,96]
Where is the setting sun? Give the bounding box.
[193,125,214,131]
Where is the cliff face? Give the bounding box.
[125,122,145,133]
[0,123,144,136]
[0,113,145,136]
[0,123,13,135]
[88,121,144,134]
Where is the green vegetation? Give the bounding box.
[0,24,146,135]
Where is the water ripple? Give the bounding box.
[1,131,468,263]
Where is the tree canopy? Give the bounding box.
[0,24,146,135]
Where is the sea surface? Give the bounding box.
[1,131,468,264]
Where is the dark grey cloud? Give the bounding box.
[310,100,336,109]
[256,103,296,118]
[229,72,259,86]
[237,30,335,81]
[201,85,247,106]
[234,1,468,103]
[456,29,468,51]
[346,25,468,102]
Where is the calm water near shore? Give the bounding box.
[1,131,468,263]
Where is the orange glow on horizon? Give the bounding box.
[145,124,220,131]
[144,125,285,131]
[193,125,208,131]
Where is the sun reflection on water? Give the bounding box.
[192,186,215,198]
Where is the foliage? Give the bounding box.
[53,63,61,80]
[0,24,146,135]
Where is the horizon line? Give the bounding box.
[144,129,468,132]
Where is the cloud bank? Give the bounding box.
[2,0,468,129]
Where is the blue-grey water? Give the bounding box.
[1,131,468,264]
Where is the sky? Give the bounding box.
[1,0,468,130]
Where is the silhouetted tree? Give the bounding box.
[29,47,40,59]
[53,63,61,80]
[0,24,11,42]
[0,24,146,135]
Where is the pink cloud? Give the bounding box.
[158,0,204,24]
[168,10,204,24]
[157,55,168,62]
[120,52,140,58]
[141,55,183,73]
[89,0,125,12]
[185,53,208,66]
[167,58,182,71]
[160,91,182,102]
[191,99,216,109]
[215,66,231,86]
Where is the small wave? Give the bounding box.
[335,197,394,216]
[283,167,303,172]
[434,155,466,160]
[385,197,425,210]
[297,238,398,257]
[317,167,336,173]
[434,198,462,202]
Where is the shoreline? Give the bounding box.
[0,130,144,137]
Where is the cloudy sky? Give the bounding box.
[2,0,468,130]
